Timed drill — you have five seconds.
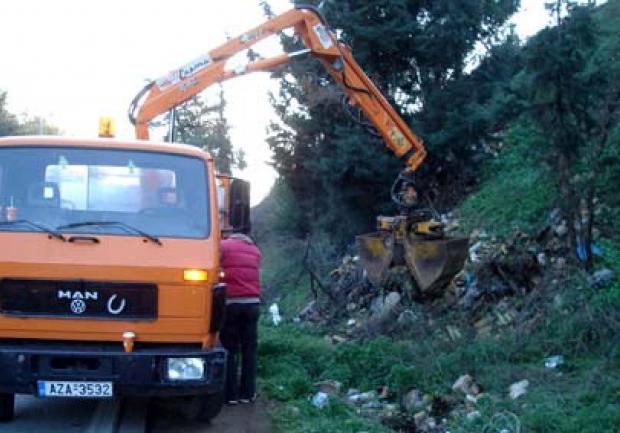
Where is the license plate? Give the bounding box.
[38,381,113,398]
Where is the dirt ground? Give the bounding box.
[150,399,275,433]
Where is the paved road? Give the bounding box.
[0,396,274,433]
[0,395,99,432]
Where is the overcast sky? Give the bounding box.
[0,0,550,204]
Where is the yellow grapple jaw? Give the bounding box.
[357,216,468,296]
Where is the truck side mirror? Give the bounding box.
[229,179,251,235]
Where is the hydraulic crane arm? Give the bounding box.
[129,4,468,297]
[129,4,427,171]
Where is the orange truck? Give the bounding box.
[0,136,249,421]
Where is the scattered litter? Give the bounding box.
[362,400,383,410]
[297,300,319,322]
[381,403,399,418]
[324,334,347,344]
[482,411,522,433]
[544,355,564,369]
[576,241,601,262]
[470,229,490,240]
[347,390,377,406]
[553,220,568,237]
[469,241,483,262]
[382,292,402,314]
[311,391,329,409]
[446,325,463,341]
[452,374,474,395]
[413,410,428,426]
[466,410,481,421]
[508,380,529,400]
[269,303,282,326]
[347,318,357,327]
[402,389,425,414]
[378,385,390,399]
[588,268,614,288]
[397,309,420,326]
[466,393,485,404]
[287,405,301,416]
[412,411,438,432]
[314,379,342,396]
[555,257,567,269]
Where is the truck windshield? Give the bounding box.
[0,146,210,239]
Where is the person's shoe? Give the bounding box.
[226,399,238,405]
[239,394,257,404]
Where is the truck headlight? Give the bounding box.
[167,357,205,381]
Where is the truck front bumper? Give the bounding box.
[0,340,226,397]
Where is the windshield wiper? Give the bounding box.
[0,220,66,242]
[56,221,162,245]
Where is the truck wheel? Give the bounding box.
[0,394,14,422]
[187,392,224,422]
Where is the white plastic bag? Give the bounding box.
[311,391,329,409]
[269,303,282,326]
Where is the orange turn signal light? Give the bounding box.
[184,269,208,282]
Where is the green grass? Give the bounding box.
[457,123,556,237]
[258,278,620,432]
[271,399,387,433]
[584,237,620,321]
[258,323,390,433]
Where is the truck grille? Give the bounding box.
[0,279,157,320]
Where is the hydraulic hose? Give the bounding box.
[128,81,155,126]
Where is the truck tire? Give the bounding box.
[0,394,14,422]
[187,391,224,422]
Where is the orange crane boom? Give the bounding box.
[128,4,427,172]
[129,4,468,296]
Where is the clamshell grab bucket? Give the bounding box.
[356,232,394,287]
[402,235,469,295]
[357,232,469,296]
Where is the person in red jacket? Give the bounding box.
[219,232,261,404]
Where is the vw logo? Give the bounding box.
[70,299,86,314]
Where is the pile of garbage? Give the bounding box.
[294,207,614,339]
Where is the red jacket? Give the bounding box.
[220,237,261,299]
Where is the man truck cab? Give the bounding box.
[0,136,238,421]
